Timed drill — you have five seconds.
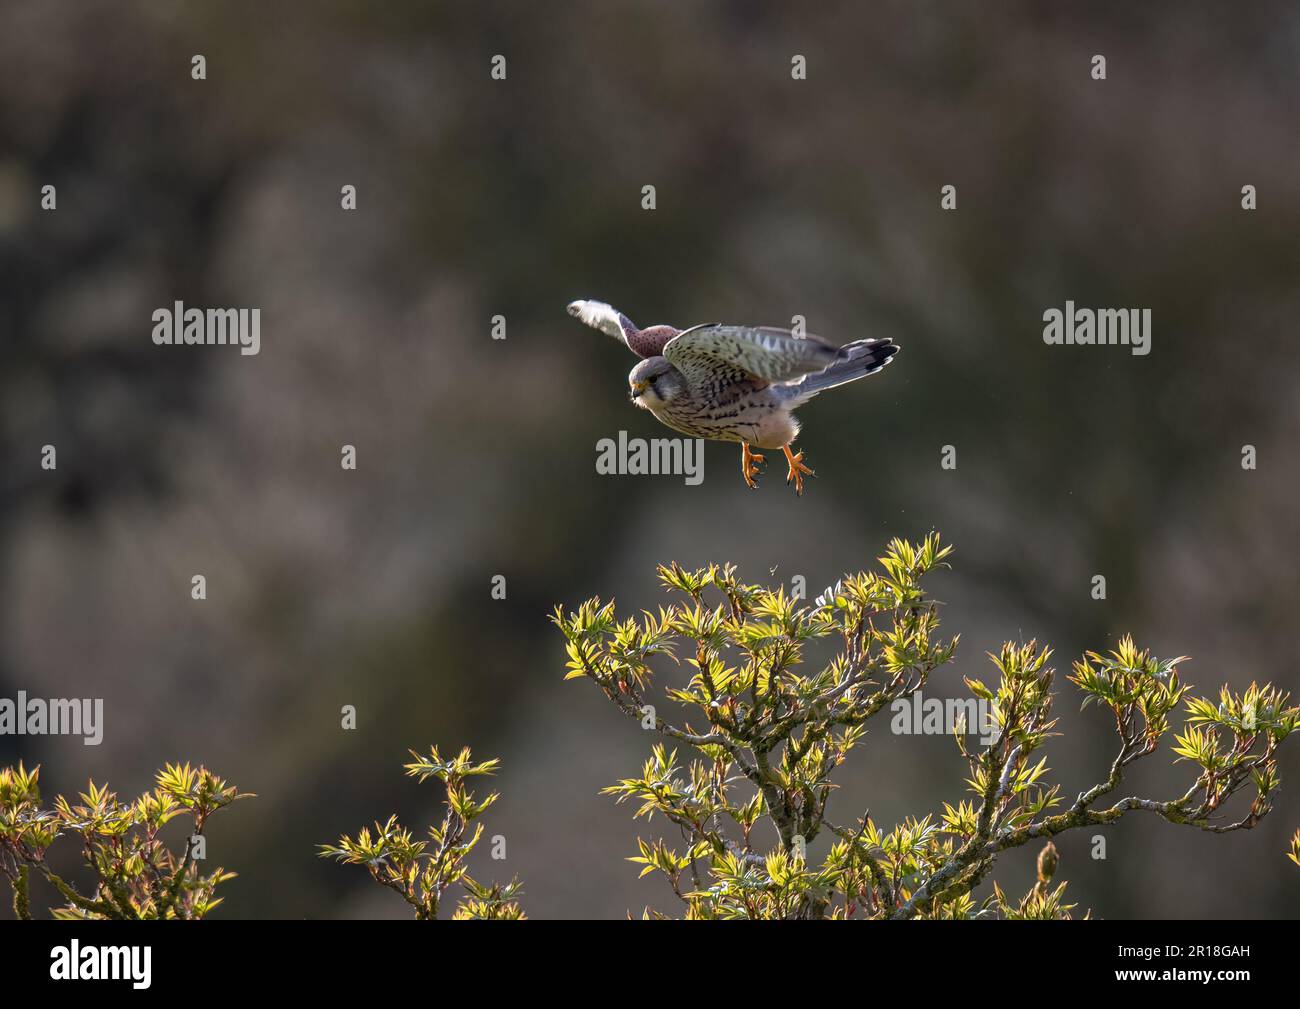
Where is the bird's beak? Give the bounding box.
[629,381,647,401]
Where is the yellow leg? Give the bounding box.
[782,444,814,495]
[741,442,765,489]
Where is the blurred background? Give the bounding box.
[2,0,1298,919]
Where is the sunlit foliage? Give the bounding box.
[553,535,1299,919]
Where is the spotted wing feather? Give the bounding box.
[662,325,841,390]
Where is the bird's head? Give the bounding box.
[628,357,684,409]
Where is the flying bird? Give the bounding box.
[567,299,898,494]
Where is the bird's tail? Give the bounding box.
[780,338,899,406]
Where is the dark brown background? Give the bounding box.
[2,0,1297,918]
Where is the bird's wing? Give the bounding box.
[567,300,638,348]
[663,325,842,388]
[567,299,682,358]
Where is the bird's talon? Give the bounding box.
[782,446,815,496]
[741,444,765,489]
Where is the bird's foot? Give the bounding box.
[782,445,814,495]
[741,443,766,490]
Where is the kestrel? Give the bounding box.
[567,300,899,494]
